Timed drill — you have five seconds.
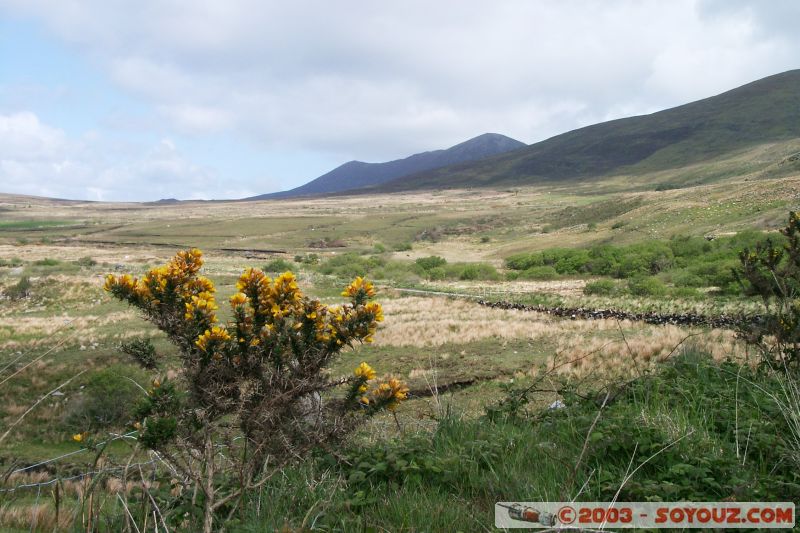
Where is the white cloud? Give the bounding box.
[1,0,799,197]
[0,112,66,160]
[0,111,226,201]
[5,1,799,155]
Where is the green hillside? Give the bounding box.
[374,69,800,191]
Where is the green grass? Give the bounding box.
[233,352,800,531]
[0,220,71,231]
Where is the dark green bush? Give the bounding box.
[503,231,776,295]
[415,256,447,271]
[518,266,559,280]
[426,266,446,281]
[451,263,500,281]
[319,253,386,278]
[263,258,294,273]
[626,276,667,297]
[583,279,616,296]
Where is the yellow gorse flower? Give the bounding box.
[195,325,232,352]
[341,276,376,299]
[229,292,248,307]
[354,361,376,380]
[368,376,410,410]
[72,433,85,443]
[364,302,384,322]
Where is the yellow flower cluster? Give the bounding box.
[235,269,303,320]
[229,292,248,307]
[368,377,409,410]
[195,325,232,353]
[341,276,376,300]
[107,250,387,370]
[185,291,219,323]
[364,301,384,323]
[354,361,376,380]
[104,248,207,307]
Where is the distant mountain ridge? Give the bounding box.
[369,69,800,192]
[247,133,525,199]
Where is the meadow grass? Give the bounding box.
[0,176,798,530]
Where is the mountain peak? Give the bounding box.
[372,69,800,192]
[247,133,525,199]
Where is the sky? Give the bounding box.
[0,0,799,202]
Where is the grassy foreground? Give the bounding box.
[224,352,799,531]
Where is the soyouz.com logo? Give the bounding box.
[495,502,795,529]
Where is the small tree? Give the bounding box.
[105,249,407,532]
[736,212,800,366]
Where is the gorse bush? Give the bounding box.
[105,249,407,532]
[737,212,800,366]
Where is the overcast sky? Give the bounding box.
[0,0,799,201]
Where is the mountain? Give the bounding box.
[370,69,800,192]
[248,133,525,199]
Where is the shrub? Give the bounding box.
[394,242,413,251]
[373,242,387,254]
[105,249,407,532]
[426,266,446,281]
[583,279,616,296]
[415,256,447,271]
[670,286,703,300]
[319,253,385,279]
[3,276,32,300]
[75,256,97,267]
[33,258,59,266]
[294,253,320,265]
[0,257,23,267]
[626,276,667,297]
[736,212,800,366]
[263,257,294,273]
[669,269,705,288]
[519,266,559,280]
[65,367,144,430]
[452,263,500,281]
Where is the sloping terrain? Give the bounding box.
[249,133,525,199]
[372,69,800,191]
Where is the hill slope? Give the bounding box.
[249,133,525,199]
[373,69,800,191]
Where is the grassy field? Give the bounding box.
[0,170,798,531]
